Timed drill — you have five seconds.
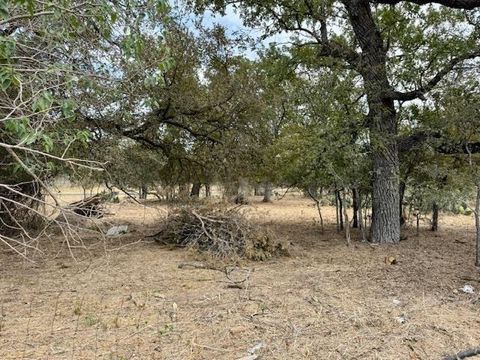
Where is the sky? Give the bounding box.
[169,0,290,59]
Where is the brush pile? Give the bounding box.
[154,205,287,260]
[67,194,106,218]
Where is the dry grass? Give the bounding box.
[0,197,479,359]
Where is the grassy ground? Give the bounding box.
[1,197,479,359]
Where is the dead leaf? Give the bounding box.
[385,256,397,265]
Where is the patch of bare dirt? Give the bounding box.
[0,197,479,359]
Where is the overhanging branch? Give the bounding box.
[390,48,480,101]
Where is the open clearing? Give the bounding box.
[1,197,479,359]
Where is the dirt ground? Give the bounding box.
[1,197,480,359]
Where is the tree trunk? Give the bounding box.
[358,191,367,242]
[235,177,248,204]
[335,189,340,232]
[363,193,370,230]
[352,187,359,228]
[368,105,400,243]
[306,185,318,198]
[139,184,147,200]
[342,190,351,246]
[262,182,272,203]
[345,0,400,244]
[307,187,324,234]
[223,182,237,199]
[205,183,211,198]
[337,190,344,231]
[431,202,439,232]
[416,212,420,236]
[190,181,201,198]
[178,184,189,198]
[475,183,480,267]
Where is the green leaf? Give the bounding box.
[42,134,54,152]
[4,117,29,137]
[61,99,76,118]
[0,0,8,19]
[32,91,54,112]
[76,130,91,143]
[21,131,37,145]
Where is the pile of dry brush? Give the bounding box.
[67,193,106,218]
[153,205,288,260]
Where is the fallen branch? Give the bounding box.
[442,347,480,360]
[67,194,106,218]
[178,262,221,271]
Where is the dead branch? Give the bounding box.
[442,347,480,360]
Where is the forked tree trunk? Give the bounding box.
[307,187,324,234]
[263,182,272,202]
[431,202,439,232]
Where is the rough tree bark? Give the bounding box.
[399,179,407,226]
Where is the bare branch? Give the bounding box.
[0,11,55,26]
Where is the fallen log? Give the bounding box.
[442,347,480,360]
